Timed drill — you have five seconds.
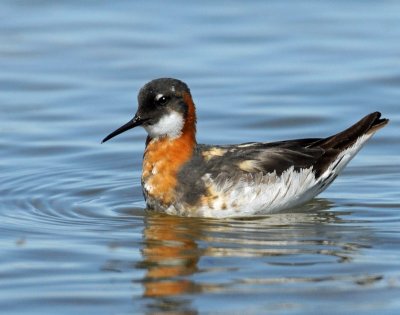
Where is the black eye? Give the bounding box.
[155,94,169,106]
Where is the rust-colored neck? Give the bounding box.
[142,92,197,207]
[181,91,197,145]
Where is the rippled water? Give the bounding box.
[1,1,400,314]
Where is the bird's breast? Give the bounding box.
[142,135,196,207]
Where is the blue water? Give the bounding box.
[1,1,399,314]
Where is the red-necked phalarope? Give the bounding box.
[102,78,389,218]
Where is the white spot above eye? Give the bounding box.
[155,94,164,101]
[144,111,184,139]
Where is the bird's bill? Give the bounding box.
[102,114,144,143]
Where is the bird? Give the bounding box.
[102,78,389,218]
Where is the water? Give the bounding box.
[1,1,400,314]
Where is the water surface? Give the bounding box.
[1,1,400,314]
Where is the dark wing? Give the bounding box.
[198,139,325,178]
[176,140,324,207]
[199,112,388,179]
[176,112,388,206]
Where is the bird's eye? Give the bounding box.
[155,94,169,106]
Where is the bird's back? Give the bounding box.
[169,112,388,217]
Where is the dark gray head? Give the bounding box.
[102,78,195,143]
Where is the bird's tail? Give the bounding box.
[311,112,389,151]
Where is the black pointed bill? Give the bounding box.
[102,115,144,143]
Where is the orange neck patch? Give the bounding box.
[142,92,197,207]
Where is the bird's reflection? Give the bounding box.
[135,199,377,312]
[140,213,205,298]
[138,199,341,297]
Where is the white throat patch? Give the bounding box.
[144,111,184,139]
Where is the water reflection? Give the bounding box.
[137,214,203,313]
[137,200,378,312]
[140,214,203,297]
